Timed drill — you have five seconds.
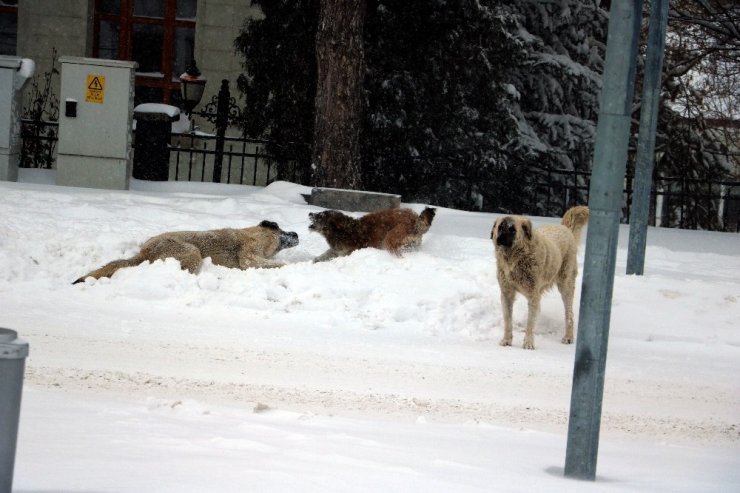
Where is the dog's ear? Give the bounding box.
[259,220,279,230]
[490,219,499,240]
[521,219,533,240]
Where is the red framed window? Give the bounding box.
[0,0,18,55]
[93,0,197,106]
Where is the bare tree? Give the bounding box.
[641,0,740,229]
[664,0,739,125]
[311,0,366,189]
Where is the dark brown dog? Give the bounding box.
[73,220,299,283]
[491,206,589,349]
[308,207,436,262]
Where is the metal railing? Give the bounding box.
[19,119,58,169]
[532,162,740,232]
[167,131,307,186]
[17,111,737,231]
[169,79,310,185]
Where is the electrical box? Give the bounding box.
[0,56,34,182]
[56,57,137,190]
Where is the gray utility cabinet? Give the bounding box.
[0,56,34,182]
[56,57,137,190]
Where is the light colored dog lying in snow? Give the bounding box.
[73,220,299,284]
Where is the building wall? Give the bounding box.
[195,0,262,107]
[17,0,91,83]
[14,0,261,115]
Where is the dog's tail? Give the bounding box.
[561,205,589,244]
[72,254,145,284]
[415,207,437,235]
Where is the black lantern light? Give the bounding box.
[179,59,207,130]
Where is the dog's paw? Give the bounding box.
[523,338,535,350]
[561,336,573,344]
[499,337,512,347]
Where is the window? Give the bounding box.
[0,0,18,56]
[93,0,197,106]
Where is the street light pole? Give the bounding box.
[627,0,670,275]
[564,0,643,481]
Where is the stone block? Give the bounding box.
[306,187,402,212]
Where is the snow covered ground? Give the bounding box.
[2,169,739,492]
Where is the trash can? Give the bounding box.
[0,328,29,493]
[132,103,180,181]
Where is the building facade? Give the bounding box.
[1,0,260,111]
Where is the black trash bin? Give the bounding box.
[132,104,180,181]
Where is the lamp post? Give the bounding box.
[626,0,670,275]
[179,59,207,132]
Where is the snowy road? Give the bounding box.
[2,175,739,491]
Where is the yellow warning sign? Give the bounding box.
[85,74,105,104]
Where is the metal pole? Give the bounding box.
[0,328,29,493]
[564,0,643,481]
[213,79,230,183]
[626,0,670,275]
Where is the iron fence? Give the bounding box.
[20,119,58,169]
[17,100,738,231]
[167,131,308,186]
[532,162,740,232]
[168,79,310,185]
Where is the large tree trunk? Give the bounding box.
[312,0,365,189]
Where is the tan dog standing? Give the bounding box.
[491,206,589,349]
[73,220,299,283]
[308,207,436,262]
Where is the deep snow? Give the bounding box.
[1,169,738,492]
